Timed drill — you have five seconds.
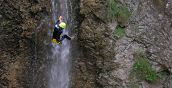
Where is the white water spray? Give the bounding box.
[48,0,70,88]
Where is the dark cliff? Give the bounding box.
[0,0,51,88]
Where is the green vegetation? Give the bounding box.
[107,0,129,39]
[116,6,130,24]
[106,0,129,22]
[133,53,157,82]
[107,0,118,20]
[113,25,125,38]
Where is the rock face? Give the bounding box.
[72,0,172,88]
[0,0,51,88]
[72,0,117,88]
[0,0,172,88]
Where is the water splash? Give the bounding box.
[48,0,70,88]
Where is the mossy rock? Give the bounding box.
[106,0,130,24]
[113,25,125,38]
[0,20,14,29]
[107,0,118,21]
[153,0,167,11]
[0,20,10,27]
[116,6,130,26]
[132,52,157,83]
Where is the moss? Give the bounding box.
[0,21,11,27]
[116,6,130,25]
[107,0,118,20]
[153,0,166,11]
[113,25,125,38]
[106,0,130,23]
[132,52,157,83]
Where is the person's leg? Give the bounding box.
[60,34,71,41]
[64,35,71,40]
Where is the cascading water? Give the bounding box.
[48,0,70,88]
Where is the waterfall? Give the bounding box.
[48,0,70,88]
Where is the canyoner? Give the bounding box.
[52,16,71,44]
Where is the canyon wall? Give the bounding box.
[72,0,172,88]
[0,0,51,88]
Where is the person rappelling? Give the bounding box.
[52,16,71,44]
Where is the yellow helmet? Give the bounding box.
[59,22,66,29]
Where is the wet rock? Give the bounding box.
[0,0,51,88]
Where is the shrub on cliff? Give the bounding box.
[113,25,125,38]
[133,52,157,83]
[107,0,129,24]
